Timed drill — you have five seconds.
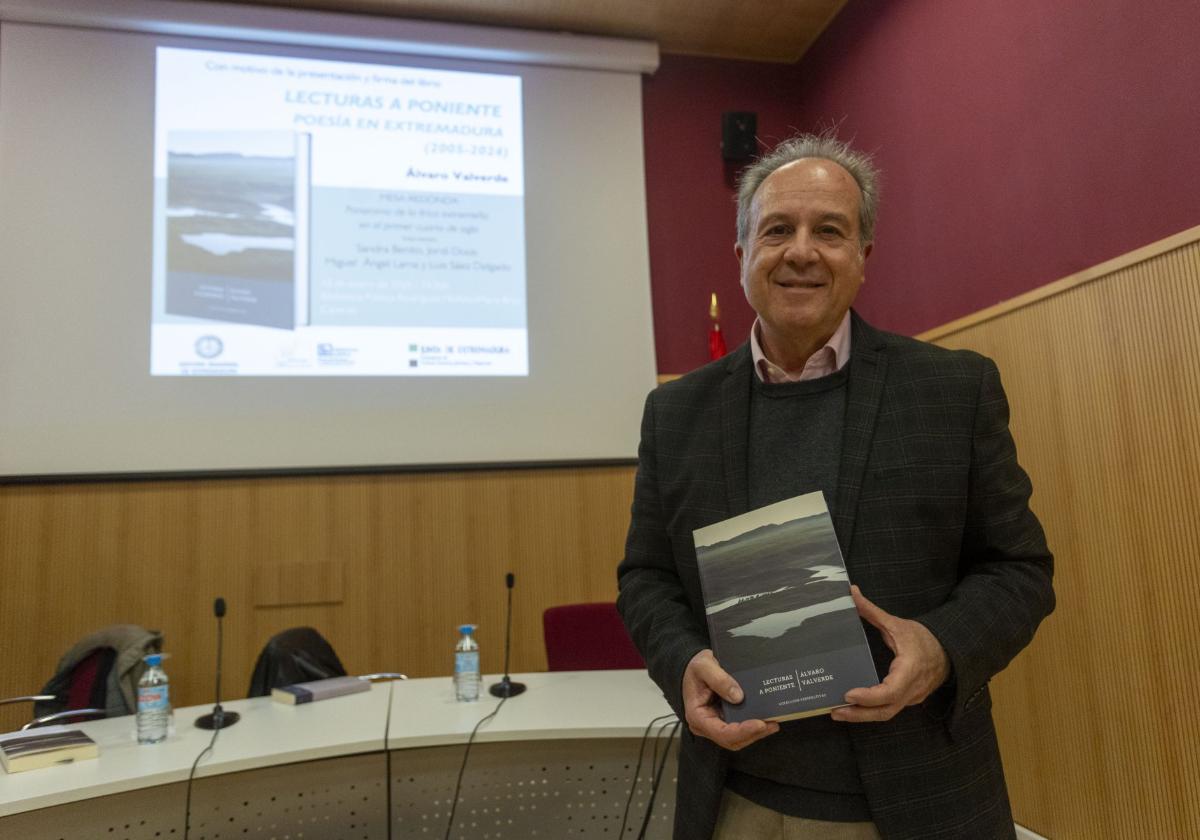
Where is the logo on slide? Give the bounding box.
[195,335,224,359]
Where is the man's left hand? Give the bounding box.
[831,584,950,723]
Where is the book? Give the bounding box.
[271,675,370,705]
[164,130,307,329]
[0,728,99,773]
[692,491,879,723]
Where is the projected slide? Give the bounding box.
[151,47,526,376]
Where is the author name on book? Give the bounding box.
[798,666,835,686]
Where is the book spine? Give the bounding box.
[280,685,314,704]
[307,678,369,701]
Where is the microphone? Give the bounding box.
[196,597,240,730]
[488,572,526,698]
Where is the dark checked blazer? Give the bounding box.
[617,311,1055,840]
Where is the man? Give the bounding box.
[617,134,1055,840]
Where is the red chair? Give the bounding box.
[542,602,645,671]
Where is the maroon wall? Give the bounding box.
[641,56,806,375]
[644,0,1200,373]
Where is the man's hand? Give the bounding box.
[682,649,779,750]
[831,585,951,724]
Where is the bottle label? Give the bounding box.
[454,651,479,675]
[138,686,169,712]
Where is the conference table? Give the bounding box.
[0,670,680,839]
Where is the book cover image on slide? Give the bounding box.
[165,130,309,329]
[693,491,879,723]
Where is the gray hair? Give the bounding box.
[735,133,881,247]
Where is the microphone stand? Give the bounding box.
[489,573,526,698]
[196,597,240,730]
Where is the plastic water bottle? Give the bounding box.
[137,653,170,744]
[454,624,481,702]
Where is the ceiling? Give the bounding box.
[202,0,849,63]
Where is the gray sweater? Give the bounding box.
[727,365,871,822]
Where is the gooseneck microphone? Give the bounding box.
[196,597,240,730]
[488,572,526,698]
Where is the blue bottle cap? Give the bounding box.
[144,653,163,666]
[458,624,476,635]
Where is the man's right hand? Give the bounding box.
[682,649,779,750]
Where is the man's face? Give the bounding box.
[736,158,871,356]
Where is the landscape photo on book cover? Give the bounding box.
[694,494,869,678]
[165,130,304,329]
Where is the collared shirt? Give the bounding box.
[749,311,852,383]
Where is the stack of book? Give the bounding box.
[0,727,99,774]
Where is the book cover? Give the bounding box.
[693,491,879,723]
[0,728,99,773]
[271,675,370,705]
[164,130,307,329]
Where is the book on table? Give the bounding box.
[271,675,370,705]
[0,727,99,773]
[692,490,879,723]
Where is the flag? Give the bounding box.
[709,292,727,360]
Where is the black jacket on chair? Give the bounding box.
[247,627,347,697]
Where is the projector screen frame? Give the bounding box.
[0,0,659,74]
[0,3,662,479]
[0,456,637,487]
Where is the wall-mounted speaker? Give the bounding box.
[721,111,757,161]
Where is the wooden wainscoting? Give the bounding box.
[0,465,636,733]
[920,226,1200,838]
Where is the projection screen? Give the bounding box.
[0,1,659,478]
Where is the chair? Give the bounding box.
[542,602,645,671]
[247,627,349,697]
[0,694,88,731]
[2,624,163,729]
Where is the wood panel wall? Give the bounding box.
[0,465,636,733]
[921,226,1200,838]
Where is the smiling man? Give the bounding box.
[737,154,870,372]
[617,134,1055,840]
